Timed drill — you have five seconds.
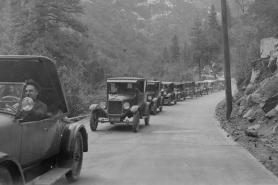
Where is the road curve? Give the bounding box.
[57,90,278,185]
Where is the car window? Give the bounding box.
[146,84,156,91]
[0,83,24,115]
[108,83,137,93]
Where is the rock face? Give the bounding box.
[260,37,278,59]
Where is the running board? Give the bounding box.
[27,168,71,185]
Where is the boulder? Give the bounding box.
[250,69,261,84]
[260,37,278,58]
[268,56,277,72]
[245,124,261,137]
[243,109,253,118]
[265,108,278,118]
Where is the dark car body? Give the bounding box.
[174,82,187,101]
[146,80,163,115]
[0,55,88,185]
[195,81,208,96]
[161,82,177,105]
[89,77,150,133]
[184,81,198,99]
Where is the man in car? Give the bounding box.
[21,79,47,122]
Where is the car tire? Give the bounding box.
[159,106,163,112]
[174,100,177,104]
[0,167,13,185]
[132,111,140,133]
[89,112,98,131]
[145,111,150,125]
[153,104,157,115]
[65,132,83,183]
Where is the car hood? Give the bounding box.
[146,91,155,95]
[108,94,136,101]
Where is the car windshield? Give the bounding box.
[174,85,181,89]
[146,84,156,91]
[0,83,24,115]
[108,82,137,93]
[162,84,170,89]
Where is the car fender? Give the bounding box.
[89,104,107,117]
[0,152,25,185]
[57,122,88,168]
[130,105,140,114]
[152,98,158,103]
[166,93,172,98]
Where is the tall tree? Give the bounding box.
[190,17,205,78]
[10,0,88,66]
[162,46,170,64]
[169,35,181,62]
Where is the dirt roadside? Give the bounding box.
[215,98,278,177]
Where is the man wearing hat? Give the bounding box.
[22,79,47,122]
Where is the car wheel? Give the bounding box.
[145,111,150,125]
[0,167,13,185]
[132,111,140,133]
[159,105,163,112]
[65,132,83,183]
[168,98,171,106]
[89,112,98,131]
[174,100,177,104]
[153,104,157,115]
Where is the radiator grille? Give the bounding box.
[108,101,122,114]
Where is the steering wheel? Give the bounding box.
[0,96,20,113]
[1,96,20,102]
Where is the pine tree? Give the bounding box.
[162,46,170,64]
[208,4,220,31]
[169,35,180,62]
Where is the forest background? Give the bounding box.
[0,0,277,116]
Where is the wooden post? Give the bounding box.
[221,0,232,119]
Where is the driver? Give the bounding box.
[21,79,47,122]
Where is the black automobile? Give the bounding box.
[146,80,163,115]
[0,55,88,185]
[184,81,198,99]
[161,82,177,105]
[174,82,187,101]
[89,77,151,133]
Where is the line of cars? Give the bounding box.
[0,55,225,185]
[88,77,225,133]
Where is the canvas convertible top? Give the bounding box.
[0,55,68,113]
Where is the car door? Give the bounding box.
[19,117,59,166]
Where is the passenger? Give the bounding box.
[21,79,47,122]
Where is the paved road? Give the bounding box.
[57,90,278,185]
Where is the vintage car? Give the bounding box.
[196,81,209,95]
[146,80,163,115]
[161,82,177,105]
[174,82,187,101]
[0,56,88,185]
[89,77,151,133]
[184,81,198,99]
[204,80,220,92]
[218,77,225,90]
[195,81,203,97]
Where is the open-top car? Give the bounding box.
[174,82,187,101]
[161,82,177,105]
[0,56,88,185]
[89,77,151,133]
[146,80,163,115]
[184,81,198,99]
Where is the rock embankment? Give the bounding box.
[216,37,278,177]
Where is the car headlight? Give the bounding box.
[123,102,130,109]
[99,102,106,109]
[163,91,167,95]
[148,95,152,100]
